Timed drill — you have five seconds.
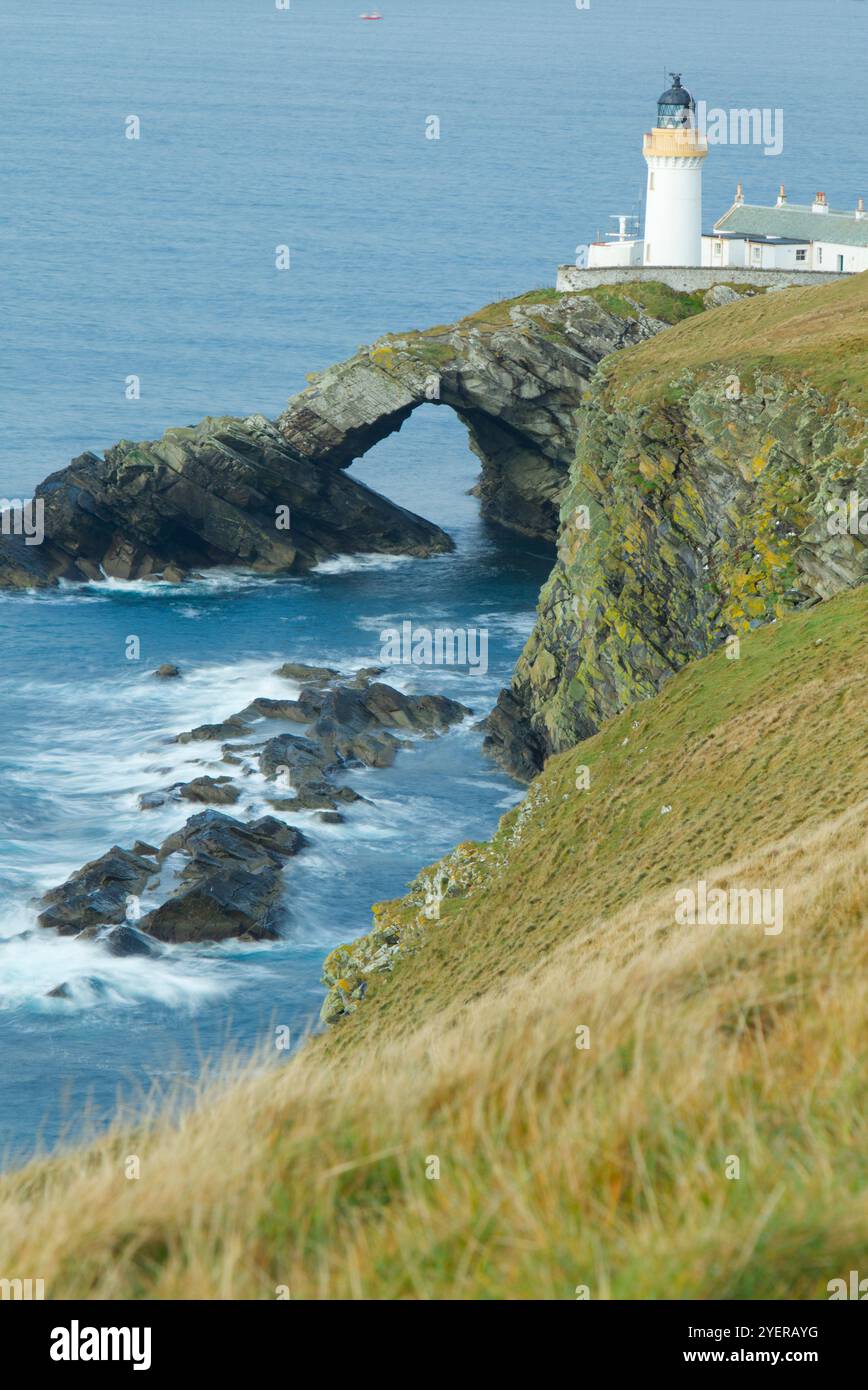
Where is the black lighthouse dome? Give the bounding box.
[657,73,695,129]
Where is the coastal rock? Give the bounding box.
[45,976,113,1001]
[0,414,452,589]
[139,870,283,944]
[177,776,240,806]
[490,350,868,778]
[241,692,325,723]
[153,664,181,679]
[1,284,717,590]
[346,666,386,688]
[273,662,341,683]
[101,925,164,958]
[176,716,253,744]
[259,733,336,784]
[479,689,547,783]
[356,683,471,732]
[276,288,692,541]
[157,810,306,876]
[138,812,308,943]
[38,847,156,935]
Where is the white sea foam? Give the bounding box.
[474,609,538,638]
[69,568,300,599]
[313,552,416,575]
[0,910,251,1013]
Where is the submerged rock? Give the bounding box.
[176,776,240,806]
[273,662,341,683]
[101,925,163,958]
[153,663,181,679]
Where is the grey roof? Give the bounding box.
[715,203,868,248]
[709,233,809,246]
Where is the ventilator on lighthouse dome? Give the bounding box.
[642,74,708,267]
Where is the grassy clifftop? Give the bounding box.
[604,270,868,407]
[2,585,865,1298]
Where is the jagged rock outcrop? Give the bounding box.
[0,414,452,588]
[141,812,308,943]
[38,846,157,935]
[277,288,687,540]
[485,343,868,778]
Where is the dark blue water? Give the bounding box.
[1,0,865,1165]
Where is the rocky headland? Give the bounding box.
[16,273,868,993]
[0,283,699,590]
[482,275,868,778]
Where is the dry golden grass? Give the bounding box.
[605,270,868,406]
[0,587,865,1299]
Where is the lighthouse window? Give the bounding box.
[796,249,807,262]
[817,247,823,263]
[751,245,762,263]
[649,173,655,191]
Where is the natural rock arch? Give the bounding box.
[277,289,667,542]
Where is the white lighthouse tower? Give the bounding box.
[642,74,707,267]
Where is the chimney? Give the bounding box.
[812,191,828,213]
[857,196,865,221]
[735,179,745,206]
[776,183,787,207]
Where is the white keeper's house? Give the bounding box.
[706,186,868,275]
[574,74,868,280]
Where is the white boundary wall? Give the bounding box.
[556,265,847,293]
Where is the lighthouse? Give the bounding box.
[559,72,868,288]
[642,74,707,267]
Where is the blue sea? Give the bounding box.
[0,0,865,1166]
